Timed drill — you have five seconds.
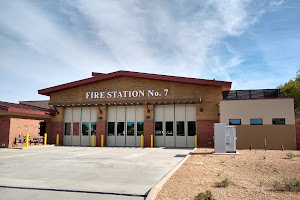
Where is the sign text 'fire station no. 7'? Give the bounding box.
[86,89,169,99]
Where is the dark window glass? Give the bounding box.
[64,123,71,135]
[127,122,134,136]
[188,121,196,136]
[166,121,173,136]
[108,122,115,136]
[137,122,144,136]
[250,119,263,125]
[177,121,185,136]
[82,122,89,136]
[155,122,163,136]
[91,122,96,135]
[117,122,125,136]
[229,119,241,125]
[272,118,285,125]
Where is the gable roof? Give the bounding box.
[38,70,232,96]
[0,101,55,116]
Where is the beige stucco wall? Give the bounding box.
[220,98,295,125]
[236,125,296,150]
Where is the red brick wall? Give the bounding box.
[49,121,63,145]
[0,116,10,148]
[144,120,154,147]
[96,121,106,147]
[296,120,300,150]
[197,120,219,148]
[9,118,42,148]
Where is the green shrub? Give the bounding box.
[273,181,281,191]
[195,190,214,200]
[286,152,295,159]
[283,178,300,192]
[220,178,230,188]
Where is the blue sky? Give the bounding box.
[0,0,299,103]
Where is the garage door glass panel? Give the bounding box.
[117,122,125,136]
[82,122,89,136]
[73,123,79,136]
[177,121,184,136]
[127,122,134,136]
[137,122,143,136]
[155,122,163,135]
[188,121,196,136]
[166,121,173,136]
[64,123,71,135]
[91,122,96,135]
[108,122,115,136]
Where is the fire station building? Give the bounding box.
[38,70,232,148]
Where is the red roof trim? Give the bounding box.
[7,108,49,116]
[39,70,232,96]
[0,101,55,116]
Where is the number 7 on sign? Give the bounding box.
[164,89,168,96]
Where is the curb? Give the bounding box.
[146,148,197,200]
[17,145,55,150]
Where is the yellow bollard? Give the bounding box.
[92,135,95,147]
[151,135,153,148]
[141,135,144,148]
[56,134,59,146]
[101,135,104,147]
[44,133,47,145]
[195,135,197,148]
[26,134,29,147]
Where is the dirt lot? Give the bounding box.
[155,148,300,200]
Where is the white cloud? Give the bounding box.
[0,0,271,102]
[270,0,284,6]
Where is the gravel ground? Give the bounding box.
[155,148,300,200]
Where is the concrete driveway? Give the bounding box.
[0,146,192,200]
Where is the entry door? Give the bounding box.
[175,105,186,147]
[72,107,81,146]
[186,105,196,147]
[154,105,164,147]
[81,107,90,146]
[63,108,72,145]
[116,106,125,146]
[136,106,144,147]
[89,108,97,146]
[107,107,116,146]
[164,105,175,147]
[126,107,135,147]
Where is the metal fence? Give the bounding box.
[222,89,280,100]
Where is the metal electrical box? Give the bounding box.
[214,123,237,154]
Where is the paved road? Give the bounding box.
[0,146,192,200]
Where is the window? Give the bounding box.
[177,121,185,136]
[188,121,196,136]
[91,122,96,135]
[155,122,163,136]
[229,119,241,125]
[82,122,89,136]
[166,121,173,136]
[73,123,79,136]
[272,118,285,125]
[117,122,125,136]
[127,122,134,136]
[250,119,263,125]
[64,123,71,135]
[137,122,144,136]
[108,122,115,136]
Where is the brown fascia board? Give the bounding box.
[39,70,232,96]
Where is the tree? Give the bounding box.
[278,70,300,119]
